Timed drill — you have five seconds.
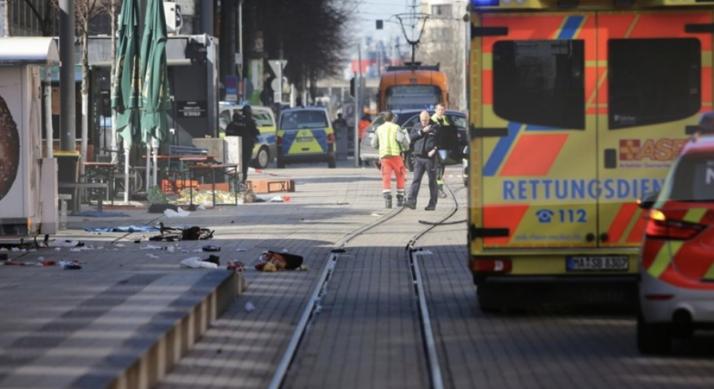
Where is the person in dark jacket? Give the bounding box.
[405,111,439,210]
[226,105,260,183]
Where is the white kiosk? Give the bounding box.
[0,38,59,237]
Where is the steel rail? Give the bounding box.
[267,205,405,389]
[406,180,460,389]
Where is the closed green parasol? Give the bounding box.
[139,0,170,145]
[112,0,141,146]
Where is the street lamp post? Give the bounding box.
[59,0,76,152]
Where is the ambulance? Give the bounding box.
[467,0,714,310]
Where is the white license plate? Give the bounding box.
[566,255,629,271]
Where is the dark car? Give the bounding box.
[359,109,467,170]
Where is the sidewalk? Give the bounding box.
[0,165,389,389]
[158,167,466,389]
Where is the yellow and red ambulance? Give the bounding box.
[467,0,714,310]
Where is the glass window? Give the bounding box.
[253,111,273,127]
[387,85,441,111]
[493,40,585,129]
[609,38,700,129]
[667,156,714,202]
[431,4,452,17]
[280,110,328,130]
[401,115,421,131]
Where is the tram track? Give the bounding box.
[269,179,463,389]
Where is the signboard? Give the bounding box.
[224,75,238,102]
[177,100,207,118]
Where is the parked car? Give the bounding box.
[219,102,277,169]
[359,109,467,170]
[276,107,336,168]
[637,135,714,354]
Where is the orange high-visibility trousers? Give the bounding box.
[380,156,406,192]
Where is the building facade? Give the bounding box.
[419,0,468,111]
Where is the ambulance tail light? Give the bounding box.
[645,209,705,240]
[471,257,512,273]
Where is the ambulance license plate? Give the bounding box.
[566,255,628,271]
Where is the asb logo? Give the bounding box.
[619,138,688,161]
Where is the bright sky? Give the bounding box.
[351,0,416,42]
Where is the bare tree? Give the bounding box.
[248,0,348,99]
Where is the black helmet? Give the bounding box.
[242,105,252,115]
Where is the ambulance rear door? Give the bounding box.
[475,12,599,249]
[596,10,713,248]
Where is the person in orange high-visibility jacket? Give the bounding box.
[371,111,410,208]
[358,114,371,141]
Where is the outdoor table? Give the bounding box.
[84,161,117,204]
[58,182,109,214]
[187,162,240,208]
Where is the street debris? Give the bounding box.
[59,260,81,270]
[50,240,85,248]
[244,301,256,312]
[150,223,214,241]
[146,253,159,259]
[163,207,191,218]
[202,245,221,252]
[227,261,245,272]
[174,189,237,207]
[85,225,160,233]
[180,256,219,269]
[256,195,291,203]
[255,250,303,272]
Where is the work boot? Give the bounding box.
[396,193,405,207]
[383,193,392,209]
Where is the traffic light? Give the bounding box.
[376,20,383,30]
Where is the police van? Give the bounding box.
[277,107,336,168]
[467,0,714,310]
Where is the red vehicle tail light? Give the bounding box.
[645,209,705,240]
[471,257,512,273]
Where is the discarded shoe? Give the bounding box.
[204,255,220,266]
[59,260,82,270]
